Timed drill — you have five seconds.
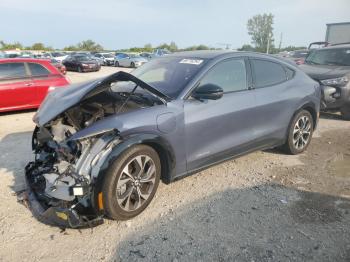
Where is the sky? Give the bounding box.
[0,0,349,50]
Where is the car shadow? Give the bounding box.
[320,112,343,120]
[112,184,350,262]
[0,131,33,192]
[0,108,36,117]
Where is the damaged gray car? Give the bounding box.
[25,51,320,228]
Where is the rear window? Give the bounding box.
[0,63,26,78]
[28,63,50,76]
[251,59,287,88]
[305,47,350,66]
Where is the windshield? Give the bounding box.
[52,52,65,57]
[103,53,113,58]
[305,47,350,66]
[75,55,90,61]
[131,56,207,98]
[291,50,309,58]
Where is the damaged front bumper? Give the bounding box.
[24,162,104,228]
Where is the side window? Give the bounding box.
[285,67,295,80]
[198,59,247,93]
[251,59,287,88]
[28,63,50,76]
[0,63,26,79]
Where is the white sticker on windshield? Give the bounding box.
[179,59,203,65]
[346,50,350,54]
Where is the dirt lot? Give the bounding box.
[0,67,350,262]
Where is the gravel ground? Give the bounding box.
[0,67,350,262]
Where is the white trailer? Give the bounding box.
[326,22,350,45]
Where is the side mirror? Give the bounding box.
[192,83,223,100]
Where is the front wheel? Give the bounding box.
[114,61,119,67]
[283,110,314,155]
[101,145,161,220]
[340,105,350,120]
[131,62,135,68]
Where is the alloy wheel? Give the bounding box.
[293,115,312,150]
[116,155,156,212]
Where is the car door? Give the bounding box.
[63,56,73,70]
[249,58,296,145]
[119,54,129,67]
[0,62,36,111]
[27,62,55,105]
[183,58,258,171]
[70,57,80,70]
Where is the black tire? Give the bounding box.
[283,110,314,155]
[114,61,119,67]
[77,66,82,73]
[340,105,350,120]
[102,145,161,220]
[131,62,135,68]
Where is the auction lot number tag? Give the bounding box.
[179,59,203,65]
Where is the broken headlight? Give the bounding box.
[321,76,349,87]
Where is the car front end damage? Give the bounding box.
[23,71,170,228]
[25,123,119,228]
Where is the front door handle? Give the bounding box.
[25,83,33,86]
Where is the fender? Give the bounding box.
[283,101,319,144]
[90,133,176,215]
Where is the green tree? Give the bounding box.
[238,44,256,52]
[77,40,103,51]
[169,41,178,52]
[247,13,274,53]
[63,45,79,51]
[0,40,23,50]
[144,43,153,52]
[31,42,46,50]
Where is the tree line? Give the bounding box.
[1,14,307,54]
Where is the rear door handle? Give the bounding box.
[25,83,33,86]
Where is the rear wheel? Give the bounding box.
[114,61,119,67]
[340,105,350,120]
[77,66,82,73]
[102,145,161,220]
[284,110,314,155]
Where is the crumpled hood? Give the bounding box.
[299,64,350,81]
[33,71,171,126]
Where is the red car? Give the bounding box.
[50,59,67,75]
[0,58,69,113]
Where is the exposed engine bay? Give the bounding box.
[25,73,166,228]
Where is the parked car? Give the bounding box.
[0,58,69,113]
[94,53,115,66]
[286,49,309,65]
[25,51,320,228]
[114,53,148,67]
[63,54,101,72]
[42,52,68,62]
[299,44,350,119]
[153,48,172,56]
[50,58,67,75]
[139,52,154,60]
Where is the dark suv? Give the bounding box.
[299,44,350,119]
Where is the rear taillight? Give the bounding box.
[295,59,305,65]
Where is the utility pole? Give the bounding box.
[278,32,283,51]
[216,43,232,50]
[266,33,271,54]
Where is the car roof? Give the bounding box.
[167,50,293,63]
[323,43,350,49]
[0,58,51,63]
[168,50,232,59]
